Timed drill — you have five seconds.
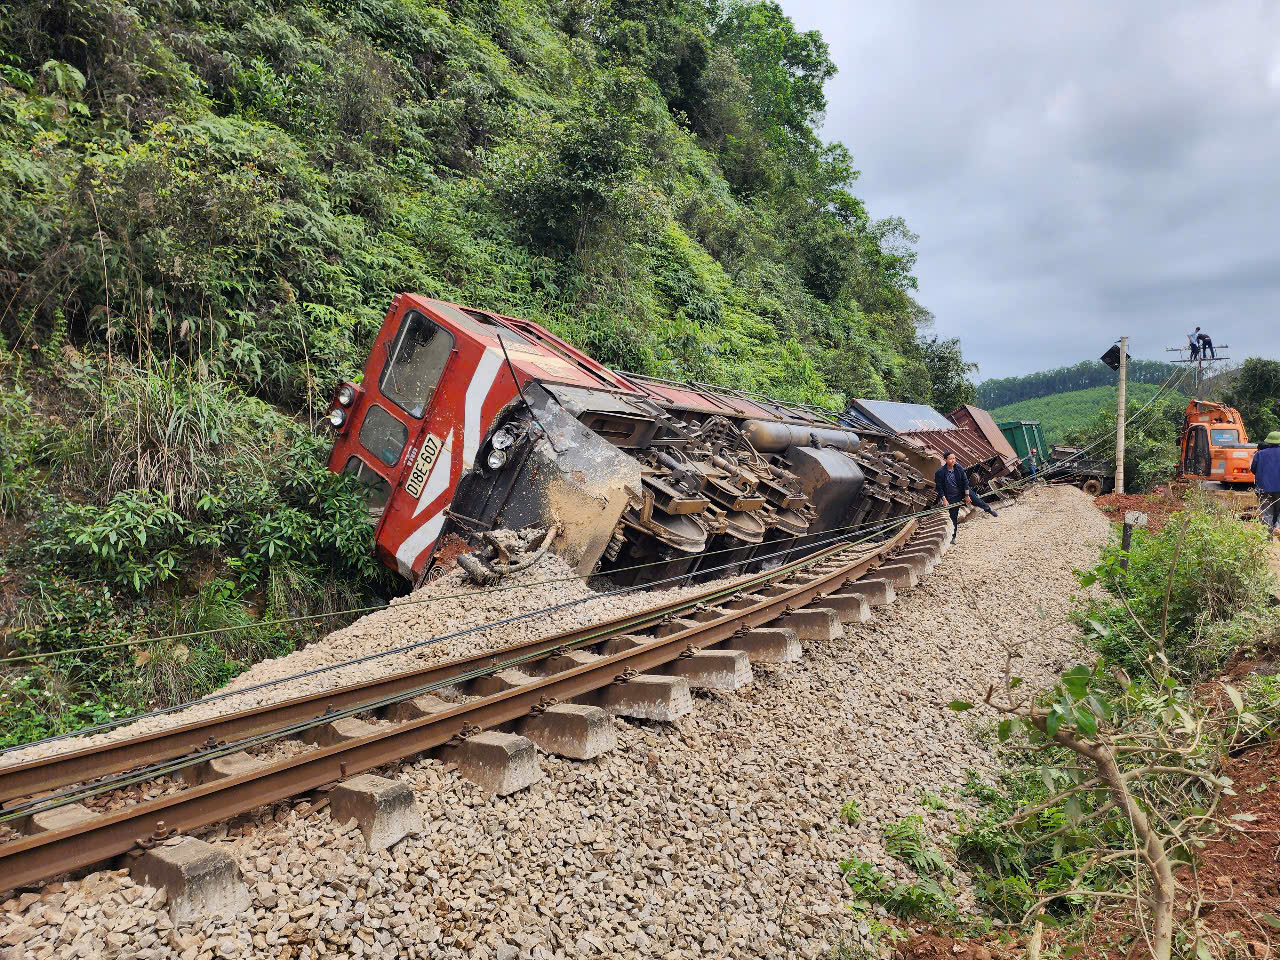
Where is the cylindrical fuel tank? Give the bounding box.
[784,445,865,533]
[742,420,861,454]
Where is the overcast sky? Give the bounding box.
[780,0,1280,381]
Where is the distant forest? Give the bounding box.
[978,360,1186,409]
[990,383,1176,444]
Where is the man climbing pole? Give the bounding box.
[934,451,997,545]
[1187,331,1200,361]
[1251,431,1280,542]
[1194,327,1215,359]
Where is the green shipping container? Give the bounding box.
[998,420,1048,471]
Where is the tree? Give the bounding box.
[917,334,977,412]
[712,1,835,157]
[1219,357,1280,442]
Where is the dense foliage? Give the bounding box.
[990,383,1173,445]
[978,359,1183,410]
[0,0,974,741]
[1218,357,1280,442]
[955,504,1279,944]
[0,0,967,408]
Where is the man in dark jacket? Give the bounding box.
[934,451,998,544]
[1250,431,1280,541]
[1194,327,1215,359]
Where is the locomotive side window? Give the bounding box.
[341,456,392,512]
[379,311,454,418]
[359,404,409,466]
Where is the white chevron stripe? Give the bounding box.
[395,510,446,579]
[464,350,504,470]
[412,429,454,518]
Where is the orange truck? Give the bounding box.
[1178,400,1256,487]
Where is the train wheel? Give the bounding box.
[1082,478,1103,497]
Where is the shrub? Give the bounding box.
[1082,503,1273,680]
[883,815,950,877]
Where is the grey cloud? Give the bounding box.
[783,0,1280,379]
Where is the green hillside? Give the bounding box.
[991,383,1175,443]
[0,0,978,742]
[977,359,1185,409]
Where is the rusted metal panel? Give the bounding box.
[949,405,1019,464]
[898,427,992,469]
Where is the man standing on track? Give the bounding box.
[934,451,998,545]
[1250,431,1280,541]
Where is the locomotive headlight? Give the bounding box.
[491,427,517,451]
[327,407,347,428]
[336,384,356,406]
[487,448,509,470]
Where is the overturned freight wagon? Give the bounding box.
[840,399,1018,493]
[325,295,932,587]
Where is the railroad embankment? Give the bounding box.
[1,485,1111,960]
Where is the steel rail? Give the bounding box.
[0,533,899,806]
[0,519,924,889]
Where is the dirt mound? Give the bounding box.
[1093,490,1181,533]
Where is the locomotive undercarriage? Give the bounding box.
[448,386,930,588]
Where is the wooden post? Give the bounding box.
[1115,335,1127,495]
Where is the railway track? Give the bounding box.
[0,513,947,894]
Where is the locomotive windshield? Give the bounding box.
[380,311,454,418]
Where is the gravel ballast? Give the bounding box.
[1,485,1113,959]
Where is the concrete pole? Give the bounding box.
[1115,336,1127,495]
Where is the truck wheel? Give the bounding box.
[1082,478,1103,497]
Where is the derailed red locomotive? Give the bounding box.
[326,295,933,586]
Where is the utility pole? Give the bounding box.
[1115,336,1127,495]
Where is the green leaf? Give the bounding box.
[1064,794,1082,825]
[1045,707,1064,738]
[1262,915,1280,930]
[997,719,1012,742]
[1061,665,1090,699]
[1074,707,1097,738]
[947,701,974,712]
[1222,683,1244,715]
[1008,677,1022,689]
